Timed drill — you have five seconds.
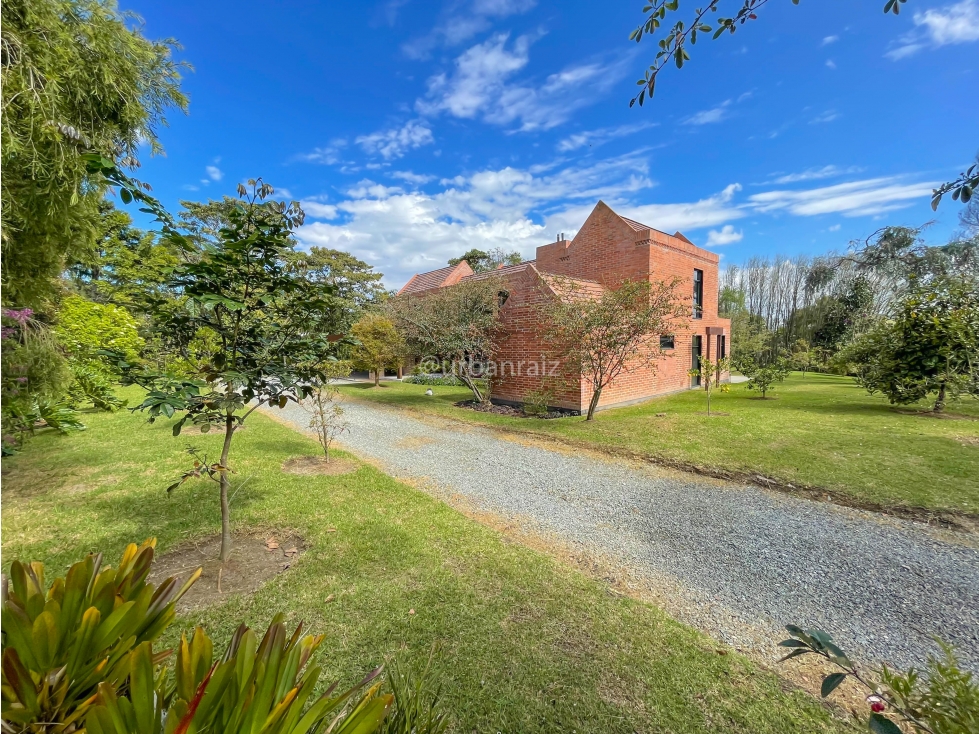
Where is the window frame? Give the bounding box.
[693,268,704,319]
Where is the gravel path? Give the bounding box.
[268,397,979,672]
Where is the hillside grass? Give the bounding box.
[339,373,979,517]
[0,387,847,733]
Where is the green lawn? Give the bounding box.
[340,373,979,517]
[0,387,846,733]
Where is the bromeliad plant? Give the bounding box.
[779,625,978,734]
[0,540,199,730]
[126,180,338,561]
[1,541,394,734]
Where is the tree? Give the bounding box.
[448,248,522,273]
[738,353,790,398]
[1,0,187,309]
[300,247,388,334]
[350,313,404,387]
[130,181,336,562]
[389,276,506,403]
[65,201,182,316]
[844,277,978,413]
[539,277,683,420]
[689,356,730,416]
[301,361,352,462]
[627,1,976,209]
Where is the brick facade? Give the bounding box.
[399,201,731,413]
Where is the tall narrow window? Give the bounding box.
[693,269,704,319]
[718,334,726,359]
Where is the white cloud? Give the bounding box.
[205,165,223,182]
[825,59,836,69]
[822,35,839,45]
[402,0,536,59]
[706,224,744,246]
[301,201,338,219]
[809,109,840,124]
[684,100,732,125]
[391,170,437,185]
[556,121,658,152]
[613,184,746,233]
[828,224,841,231]
[768,165,863,184]
[748,176,938,217]
[416,33,627,131]
[355,120,434,160]
[886,0,979,59]
[300,138,348,165]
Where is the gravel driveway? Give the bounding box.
[269,397,979,672]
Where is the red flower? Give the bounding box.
[867,695,886,713]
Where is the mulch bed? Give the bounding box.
[148,533,305,611]
[454,400,574,420]
[282,455,359,475]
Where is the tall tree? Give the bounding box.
[538,277,683,420]
[1,0,187,308]
[300,247,388,333]
[130,181,335,562]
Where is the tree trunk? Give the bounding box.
[459,373,484,403]
[586,388,601,421]
[373,369,380,387]
[219,414,235,562]
[706,388,711,416]
[934,382,947,413]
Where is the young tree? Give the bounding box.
[845,277,979,413]
[350,313,404,387]
[689,356,730,416]
[738,354,790,399]
[389,276,506,403]
[130,181,336,562]
[539,277,684,420]
[303,361,352,462]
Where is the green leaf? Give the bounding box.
[820,672,846,697]
[120,188,133,204]
[868,713,903,734]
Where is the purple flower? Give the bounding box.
[1,327,16,340]
[2,308,33,325]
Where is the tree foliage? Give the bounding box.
[54,294,144,373]
[350,314,404,387]
[842,276,979,412]
[538,277,683,420]
[127,181,336,561]
[389,277,506,403]
[447,248,522,273]
[1,0,187,308]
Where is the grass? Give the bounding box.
[0,387,848,733]
[339,373,979,517]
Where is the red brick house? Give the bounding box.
[398,201,731,414]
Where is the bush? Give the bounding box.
[67,362,127,412]
[53,295,144,376]
[780,625,978,734]
[0,540,449,734]
[402,374,464,386]
[522,386,554,417]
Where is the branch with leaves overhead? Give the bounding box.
[629,0,906,107]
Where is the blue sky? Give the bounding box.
[127,0,979,288]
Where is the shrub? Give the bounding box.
[1,540,446,734]
[780,625,978,734]
[522,386,554,417]
[67,362,126,412]
[402,374,464,386]
[53,295,144,376]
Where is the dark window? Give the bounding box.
[693,269,704,319]
[660,334,675,349]
[718,335,726,359]
[691,335,702,386]
[498,290,510,308]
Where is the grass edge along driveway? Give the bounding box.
[338,373,979,519]
[0,390,849,733]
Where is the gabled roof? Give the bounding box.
[461,260,536,282]
[398,260,474,295]
[539,272,606,302]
